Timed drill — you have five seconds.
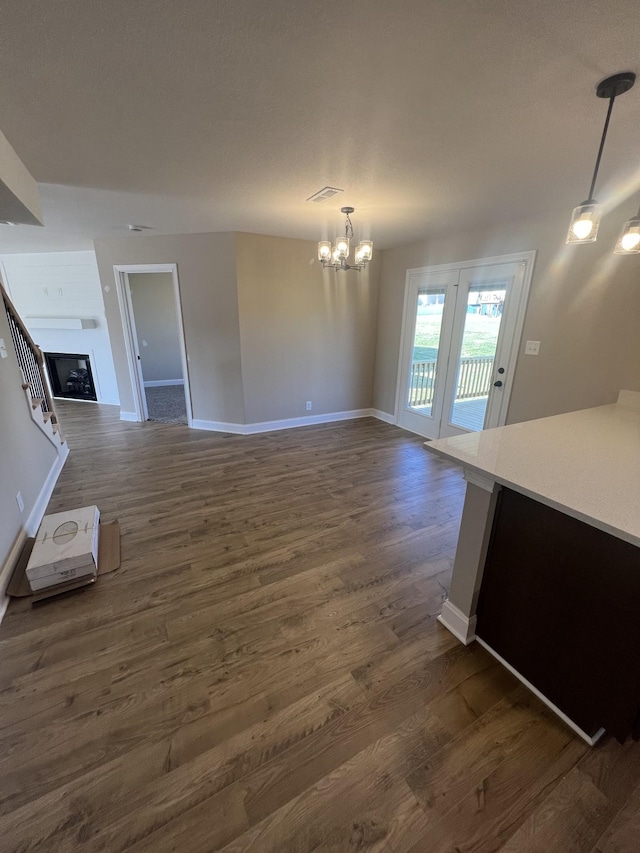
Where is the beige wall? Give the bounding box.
[0,306,57,568]
[128,273,183,383]
[374,202,640,424]
[93,233,245,423]
[235,233,380,423]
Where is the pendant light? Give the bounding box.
[614,207,640,254]
[567,72,635,245]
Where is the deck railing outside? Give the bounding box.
[409,356,494,407]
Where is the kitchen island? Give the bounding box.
[425,390,640,744]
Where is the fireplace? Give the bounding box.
[44,352,97,401]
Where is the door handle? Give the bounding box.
[493,380,503,387]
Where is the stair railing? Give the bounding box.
[1,280,58,425]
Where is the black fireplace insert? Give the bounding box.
[44,352,97,401]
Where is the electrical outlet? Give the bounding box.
[16,492,24,513]
[0,338,8,359]
[306,401,312,411]
[525,340,541,356]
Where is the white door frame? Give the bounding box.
[113,263,193,427]
[394,250,536,435]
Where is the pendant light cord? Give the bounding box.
[588,95,616,200]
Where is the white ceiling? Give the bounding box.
[1,0,640,253]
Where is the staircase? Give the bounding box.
[1,281,65,450]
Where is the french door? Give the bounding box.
[397,256,532,440]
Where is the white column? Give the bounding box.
[438,470,501,644]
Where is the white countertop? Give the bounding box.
[425,391,640,547]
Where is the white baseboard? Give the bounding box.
[122,406,402,434]
[437,599,477,645]
[475,636,606,747]
[0,533,27,625]
[0,442,69,626]
[24,443,70,537]
[191,418,247,435]
[371,408,396,425]
[192,408,374,436]
[143,379,185,388]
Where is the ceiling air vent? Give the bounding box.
[306,187,344,203]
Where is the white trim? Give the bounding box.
[406,251,537,277]
[0,443,69,626]
[464,470,499,493]
[192,408,374,436]
[0,258,13,301]
[113,264,194,428]
[396,250,537,439]
[119,407,402,433]
[371,408,396,425]
[475,636,606,747]
[24,443,69,535]
[437,599,477,645]
[143,379,185,388]
[114,270,145,422]
[22,384,65,449]
[191,419,248,435]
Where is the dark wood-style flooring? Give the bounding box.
[1,402,639,852]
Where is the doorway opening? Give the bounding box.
[396,252,535,440]
[114,264,193,427]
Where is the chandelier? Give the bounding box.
[318,207,373,271]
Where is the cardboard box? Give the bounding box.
[26,505,100,583]
[8,520,121,604]
[29,563,97,592]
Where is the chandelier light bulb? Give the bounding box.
[572,219,594,240]
[621,232,640,251]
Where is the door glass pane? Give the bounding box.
[450,285,506,431]
[406,289,446,417]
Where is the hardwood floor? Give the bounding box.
[1,401,639,852]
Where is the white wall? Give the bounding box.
[128,272,183,384]
[235,233,380,423]
[0,304,58,572]
[94,232,245,423]
[1,251,119,404]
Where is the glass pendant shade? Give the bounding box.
[357,240,373,261]
[335,236,350,259]
[566,201,602,244]
[614,218,640,254]
[318,241,332,261]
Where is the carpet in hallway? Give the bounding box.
[145,384,187,424]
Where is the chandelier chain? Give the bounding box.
[344,213,354,240]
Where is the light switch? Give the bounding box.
[0,338,8,359]
[525,340,541,356]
